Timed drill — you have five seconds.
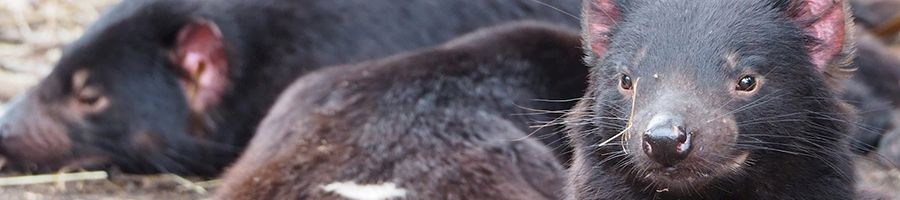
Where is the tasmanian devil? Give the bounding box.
[213,22,587,200]
[566,0,860,199]
[0,0,581,176]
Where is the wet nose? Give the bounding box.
[642,113,693,167]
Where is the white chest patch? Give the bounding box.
[321,181,408,200]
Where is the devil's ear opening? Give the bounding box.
[172,19,229,113]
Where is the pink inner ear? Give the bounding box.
[175,20,229,113]
[584,0,620,57]
[798,0,846,72]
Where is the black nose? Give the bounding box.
[642,114,693,167]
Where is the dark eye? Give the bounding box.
[79,95,100,105]
[77,86,103,106]
[736,75,757,91]
[620,74,633,90]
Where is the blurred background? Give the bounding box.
[0,0,899,199]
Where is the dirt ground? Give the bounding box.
[0,0,899,199]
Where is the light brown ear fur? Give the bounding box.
[173,20,229,113]
[821,0,857,85]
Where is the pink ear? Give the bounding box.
[789,0,849,72]
[174,20,229,113]
[583,0,621,57]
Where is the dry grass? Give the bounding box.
[0,171,213,200]
[0,0,119,102]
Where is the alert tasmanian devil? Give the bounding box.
[566,0,860,199]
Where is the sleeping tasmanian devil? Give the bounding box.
[214,22,587,200]
[566,0,861,199]
[0,0,581,176]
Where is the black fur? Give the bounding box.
[215,22,587,200]
[0,0,581,176]
[567,0,856,199]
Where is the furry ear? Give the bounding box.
[173,20,229,113]
[781,0,855,79]
[582,0,622,57]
